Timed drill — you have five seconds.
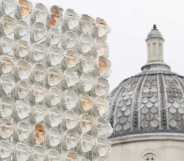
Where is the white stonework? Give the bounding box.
[109,140,184,161]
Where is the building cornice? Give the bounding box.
[110,133,184,145]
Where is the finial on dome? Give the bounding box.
[142,25,170,71]
[153,24,157,30]
[146,25,164,64]
[146,24,164,41]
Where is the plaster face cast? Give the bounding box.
[0,0,111,161]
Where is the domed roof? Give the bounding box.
[110,25,184,141]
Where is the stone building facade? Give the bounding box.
[109,25,184,161]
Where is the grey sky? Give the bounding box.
[32,0,184,90]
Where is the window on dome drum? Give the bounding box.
[143,153,156,161]
[152,42,156,46]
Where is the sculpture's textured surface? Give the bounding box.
[0,0,112,161]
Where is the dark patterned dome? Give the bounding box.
[110,25,184,140]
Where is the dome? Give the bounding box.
[110,25,184,141]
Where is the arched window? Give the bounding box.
[143,153,156,161]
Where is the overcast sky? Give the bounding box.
[32,0,184,90]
